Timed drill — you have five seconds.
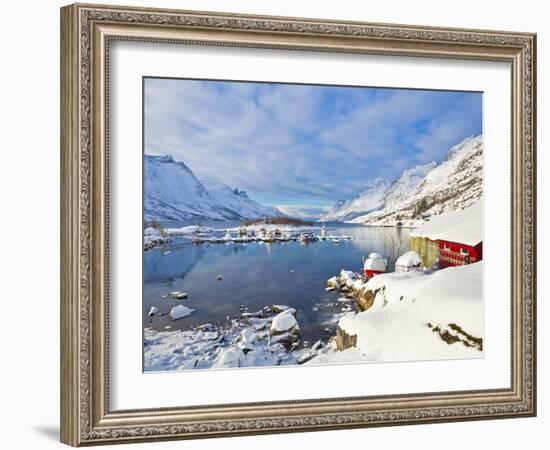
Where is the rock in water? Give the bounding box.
[269,308,300,344]
[270,304,291,313]
[169,304,194,320]
[326,276,340,290]
[217,274,222,281]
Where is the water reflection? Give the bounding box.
[143,223,410,344]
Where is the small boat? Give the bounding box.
[331,237,340,244]
[192,234,207,244]
[300,232,315,243]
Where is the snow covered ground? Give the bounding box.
[314,262,483,364]
[143,227,169,251]
[145,262,482,371]
[144,306,327,371]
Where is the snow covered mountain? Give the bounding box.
[144,155,283,221]
[320,178,389,222]
[322,135,483,226]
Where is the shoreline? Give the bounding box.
[144,261,484,371]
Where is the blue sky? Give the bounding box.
[144,78,482,219]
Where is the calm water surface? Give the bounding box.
[143,222,410,344]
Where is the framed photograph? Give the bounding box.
[60,3,536,446]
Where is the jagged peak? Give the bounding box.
[144,153,194,172]
[365,177,389,187]
[446,134,483,160]
[399,161,437,179]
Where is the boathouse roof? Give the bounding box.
[410,201,483,247]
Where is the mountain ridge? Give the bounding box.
[320,135,483,226]
[144,154,283,221]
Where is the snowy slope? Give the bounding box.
[326,135,482,226]
[381,162,437,210]
[320,178,389,222]
[144,155,283,221]
[311,262,483,364]
[207,183,283,219]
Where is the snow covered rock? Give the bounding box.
[167,291,188,299]
[270,309,298,334]
[147,306,159,317]
[326,276,341,290]
[212,347,244,369]
[395,251,423,272]
[238,328,260,351]
[269,309,300,346]
[169,304,194,320]
[339,270,361,287]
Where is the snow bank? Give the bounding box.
[335,262,483,362]
[306,342,370,365]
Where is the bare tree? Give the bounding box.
[385,228,408,268]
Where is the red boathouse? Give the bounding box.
[409,202,483,269]
[438,239,483,268]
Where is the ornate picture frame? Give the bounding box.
[60,3,536,446]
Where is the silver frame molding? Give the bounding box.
[60,3,536,446]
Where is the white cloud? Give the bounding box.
[144,78,482,208]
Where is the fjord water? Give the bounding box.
[143,222,410,344]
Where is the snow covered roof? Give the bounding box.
[410,201,483,246]
[364,257,387,271]
[396,251,423,268]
